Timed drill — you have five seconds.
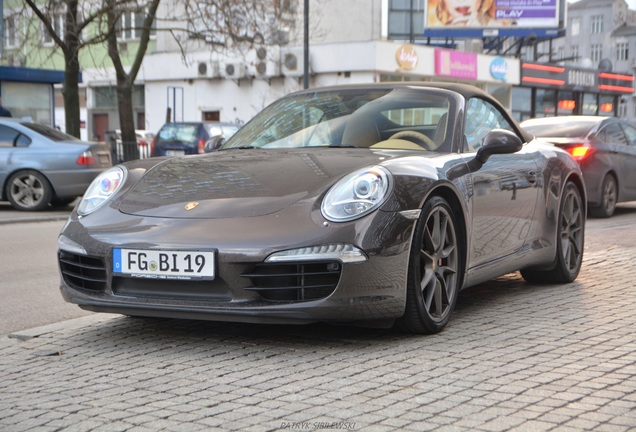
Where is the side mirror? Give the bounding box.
[204,136,226,153]
[447,129,523,180]
[475,129,523,164]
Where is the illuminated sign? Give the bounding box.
[435,49,477,80]
[395,45,418,71]
[424,0,563,38]
[489,57,509,81]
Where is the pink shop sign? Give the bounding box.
[435,49,477,80]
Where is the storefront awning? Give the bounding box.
[0,66,80,84]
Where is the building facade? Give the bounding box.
[4,0,636,139]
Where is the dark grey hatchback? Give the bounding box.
[151,122,239,156]
[521,115,636,218]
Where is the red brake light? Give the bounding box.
[76,151,95,165]
[198,138,206,154]
[150,136,156,155]
[568,145,591,161]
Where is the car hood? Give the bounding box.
[118,149,397,219]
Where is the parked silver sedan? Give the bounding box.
[521,116,636,217]
[0,118,112,211]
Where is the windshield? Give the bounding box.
[221,88,452,152]
[23,122,81,142]
[157,124,199,144]
[522,119,596,138]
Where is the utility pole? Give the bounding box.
[303,0,309,89]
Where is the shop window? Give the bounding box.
[557,92,576,115]
[599,95,615,116]
[582,94,597,115]
[535,89,556,117]
[512,87,532,121]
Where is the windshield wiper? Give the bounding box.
[219,146,257,151]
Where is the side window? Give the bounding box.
[601,123,628,146]
[0,125,21,148]
[16,134,32,147]
[464,98,515,152]
[620,123,636,146]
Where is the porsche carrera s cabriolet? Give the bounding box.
[57,83,586,334]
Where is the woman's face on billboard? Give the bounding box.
[443,0,480,20]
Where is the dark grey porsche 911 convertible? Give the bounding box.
[57,83,586,334]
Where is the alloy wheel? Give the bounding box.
[419,205,459,322]
[560,186,584,273]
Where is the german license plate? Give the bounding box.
[166,150,185,156]
[113,248,215,280]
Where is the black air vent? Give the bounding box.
[241,261,341,302]
[59,251,107,292]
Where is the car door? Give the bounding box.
[463,97,539,269]
[0,124,31,187]
[617,122,636,200]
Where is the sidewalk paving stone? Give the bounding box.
[2,247,636,431]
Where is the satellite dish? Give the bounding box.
[579,57,594,68]
[598,58,613,72]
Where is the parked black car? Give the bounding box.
[151,122,239,157]
[521,115,636,217]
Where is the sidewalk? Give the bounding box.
[1,244,635,431]
[0,201,74,225]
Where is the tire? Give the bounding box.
[51,197,77,207]
[588,174,617,218]
[521,181,584,284]
[397,196,461,334]
[5,170,53,211]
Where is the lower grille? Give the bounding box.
[241,261,341,302]
[59,251,107,291]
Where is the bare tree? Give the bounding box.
[20,0,305,148]
[104,0,160,155]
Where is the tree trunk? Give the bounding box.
[62,56,81,139]
[117,77,139,161]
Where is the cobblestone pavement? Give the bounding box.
[1,245,636,432]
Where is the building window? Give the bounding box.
[571,17,580,36]
[117,10,156,41]
[591,15,603,34]
[571,45,579,61]
[43,13,65,45]
[617,42,629,61]
[591,44,602,63]
[4,15,18,49]
[387,0,426,42]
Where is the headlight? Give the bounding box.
[321,166,391,222]
[77,166,127,216]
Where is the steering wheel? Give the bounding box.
[389,131,435,150]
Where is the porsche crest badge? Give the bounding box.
[184,202,199,211]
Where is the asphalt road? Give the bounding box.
[1,201,635,337]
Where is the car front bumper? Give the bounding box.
[58,206,419,325]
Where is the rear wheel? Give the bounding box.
[6,170,53,211]
[589,174,617,218]
[521,181,584,283]
[397,196,460,334]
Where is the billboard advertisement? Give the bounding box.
[424,0,564,38]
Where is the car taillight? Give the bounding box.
[568,145,592,161]
[150,136,156,155]
[76,151,96,165]
[198,138,206,154]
